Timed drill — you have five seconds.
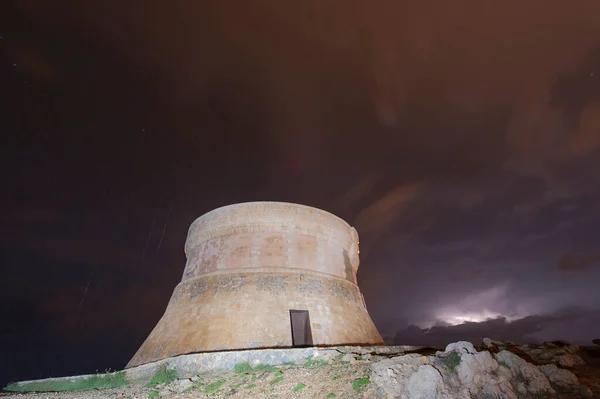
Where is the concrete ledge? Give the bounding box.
[6,345,421,391]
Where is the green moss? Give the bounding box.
[148,390,159,399]
[245,384,256,389]
[352,377,371,391]
[5,371,129,392]
[232,383,242,389]
[283,361,296,366]
[293,383,306,391]
[254,364,278,373]
[234,362,253,373]
[270,376,284,385]
[327,394,336,398]
[303,357,328,367]
[332,376,340,380]
[441,352,461,373]
[146,365,177,387]
[204,380,224,392]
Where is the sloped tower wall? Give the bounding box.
[127,202,383,368]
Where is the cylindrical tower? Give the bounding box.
[126,202,383,368]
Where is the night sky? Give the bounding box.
[2,0,600,387]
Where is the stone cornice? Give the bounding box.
[185,202,360,270]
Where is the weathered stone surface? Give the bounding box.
[539,364,594,397]
[8,342,595,397]
[127,202,383,368]
[557,353,586,367]
[444,341,476,354]
[342,353,356,362]
[370,341,594,399]
[165,378,193,393]
[482,337,503,351]
[517,342,587,368]
[496,350,555,395]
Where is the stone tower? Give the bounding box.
[126,202,383,368]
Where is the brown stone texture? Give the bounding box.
[126,202,383,368]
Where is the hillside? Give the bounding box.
[3,340,600,398]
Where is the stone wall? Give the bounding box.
[182,202,361,283]
[126,202,383,368]
[127,270,382,367]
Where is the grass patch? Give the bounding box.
[234,362,253,373]
[441,352,461,373]
[254,364,278,373]
[204,380,224,392]
[245,384,256,389]
[303,357,329,367]
[293,383,306,391]
[5,371,129,392]
[148,391,159,399]
[332,376,340,380]
[232,383,242,389]
[270,375,284,385]
[327,394,336,398]
[234,362,279,374]
[146,365,177,387]
[352,377,371,391]
[283,361,296,366]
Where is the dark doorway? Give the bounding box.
[289,309,313,347]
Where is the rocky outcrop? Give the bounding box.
[370,340,592,398]
[593,338,600,346]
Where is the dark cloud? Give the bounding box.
[2,0,600,387]
[392,309,600,347]
[557,254,600,271]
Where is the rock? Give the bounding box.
[539,364,592,397]
[167,378,194,393]
[517,342,586,366]
[370,341,594,399]
[495,350,554,396]
[370,354,428,398]
[455,350,515,399]
[482,337,499,350]
[342,353,356,362]
[444,341,476,354]
[582,386,594,397]
[556,353,585,368]
[404,365,445,399]
[565,344,580,354]
[593,338,600,346]
[539,364,578,386]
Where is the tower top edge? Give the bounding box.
[186,202,358,246]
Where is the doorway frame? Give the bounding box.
[289,309,313,347]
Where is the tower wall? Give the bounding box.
[126,202,383,368]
